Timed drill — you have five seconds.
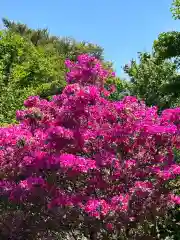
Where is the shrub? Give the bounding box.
[0,54,179,239]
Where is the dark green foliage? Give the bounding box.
[153,32,180,106]
[107,78,131,101]
[154,31,180,60]
[152,2,180,107]
[124,52,179,110]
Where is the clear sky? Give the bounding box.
[0,0,180,76]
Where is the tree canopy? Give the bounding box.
[2,18,104,60]
[0,18,107,125]
[171,0,180,19]
[124,52,179,110]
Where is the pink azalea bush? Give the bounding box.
[0,54,180,239]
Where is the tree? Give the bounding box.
[124,52,179,110]
[2,18,104,60]
[152,33,180,106]
[153,31,180,60]
[151,0,180,107]
[171,0,180,19]
[0,30,66,125]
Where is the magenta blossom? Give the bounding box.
[0,54,179,239]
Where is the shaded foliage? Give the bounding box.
[154,31,180,60]
[124,52,179,110]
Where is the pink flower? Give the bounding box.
[106,222,114,231]
[84,199,110,219]
[24,96,40,108]
[170,194,180,205]
[19,177,45,190]
[124,159,136,169]
[0,54,179,235]
[171,164,180,175]
[134,181,153,191]
[111,194,129,212]
[58,154,96,173]
[59,154,76,168]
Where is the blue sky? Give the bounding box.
[0,0,180,76]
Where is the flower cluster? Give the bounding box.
[65,54,115,87]
[0,54,179,238]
